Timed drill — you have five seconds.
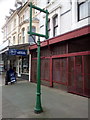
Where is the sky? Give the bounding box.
[0,0,16,45]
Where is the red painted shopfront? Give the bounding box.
[30,25,90,98]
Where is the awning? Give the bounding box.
[0,48,9,54]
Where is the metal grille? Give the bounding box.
[41,58,50,82]
[51,43,67,55]
[68,57,75,92]
[75,56,83,95]
[31,52,90,97]
[68,55,90,97]
[68,56,83,95]
[31,58,50,86]
[84,55,90,97]
[52,58,67,85]
[31,59,37,82]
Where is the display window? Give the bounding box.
[22,56,29,74]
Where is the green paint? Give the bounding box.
[28,2,49,39]
[46,10,49,39]
[28,2,49,114]
[34,37,43,113]
[29,3,49,14]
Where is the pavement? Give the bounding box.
[0,74,89,119]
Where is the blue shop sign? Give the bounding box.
[9,49,27,56]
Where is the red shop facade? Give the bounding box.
[30,25,90,98]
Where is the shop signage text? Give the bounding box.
[9,49,27,56]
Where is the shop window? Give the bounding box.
[22,56,29,73]
[53,14,58,37]
[78,0,90,21]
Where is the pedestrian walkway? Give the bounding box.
[1,75,88,119]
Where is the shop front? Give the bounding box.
[30,25,90,97]
[8,44,30,80]
[21,55,29,80]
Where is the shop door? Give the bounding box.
[68,56,83,95]
[75,56,83,95]
[52,58,67,87]
[41,58,50,86]
[83,55,90,97]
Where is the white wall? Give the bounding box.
[2,0,90,44]
[60,11,72,34]
[36,0,90,41]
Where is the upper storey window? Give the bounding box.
[53,14,58,37]
[22,28,25,43]
[78,0,90,21]
[48,19,50,38]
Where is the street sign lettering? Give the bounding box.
[9,49,27,56]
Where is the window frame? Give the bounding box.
[78,0,90,21]
[29,26,36,43]
[13,36,15,44]
[22,28,25,43]
[53,14,58,37]
[19,36,21,44]
[48,19,50,38]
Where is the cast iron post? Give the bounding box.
[34,37,43,113]
[28,3,49,113]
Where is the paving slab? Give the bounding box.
[0,75,88,119]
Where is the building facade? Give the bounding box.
[1,0,38,80]
[29,0,90,97]
[1,0,90,97]
[34,0,90,40]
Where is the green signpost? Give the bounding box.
[28,2,49,113]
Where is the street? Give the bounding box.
[0,74,88,118]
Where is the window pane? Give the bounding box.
[48,30,50,38]
[79,1,89,20]
[19,36,21,43]
[13,36,15,44]
[29,26,36,44]
[22,28,25,43]
[22,56,29,73]
[48,19,50,30]
[88,1,90,16]
[53,15,58,37]
[54,27,58,36]
[53,15,58,26]
[48,19,50,38]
